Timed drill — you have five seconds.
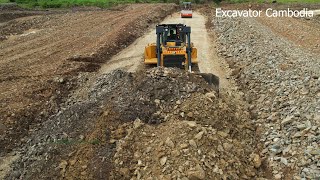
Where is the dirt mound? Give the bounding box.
[96,68,213,124]
[6,68,259,179]
[105,68,259,179]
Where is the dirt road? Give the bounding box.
[100,12,233,90]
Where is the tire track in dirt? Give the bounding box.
[0,12,128,61]
[0,3,177,161]
[1,6,158,72]
[1,5,155,59]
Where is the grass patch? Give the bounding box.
[0,0,10,3]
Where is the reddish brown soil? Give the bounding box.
[257,16,320,54]
[0,4,176,155]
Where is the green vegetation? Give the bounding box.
[0,0,9,3]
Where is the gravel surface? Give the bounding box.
[213,15,320,179]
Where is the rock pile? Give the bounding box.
[92,67,213,124]
[7,68,259,179]
[109,68,258,179]
[213,16,320,179]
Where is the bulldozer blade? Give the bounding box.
[198,73,219,93]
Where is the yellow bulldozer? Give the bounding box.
[144,24,219,91]
[144,24,197,72]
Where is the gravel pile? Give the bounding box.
[6,68,259,179]
[107,68,258,179]
[5,70,130,179]
[212,16,320,179]
[92,68,213,124]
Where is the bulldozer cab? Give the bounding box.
[144,23,220,91]
[154,24,192,70]
[160,24,187,47]
[167,28,177,41]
